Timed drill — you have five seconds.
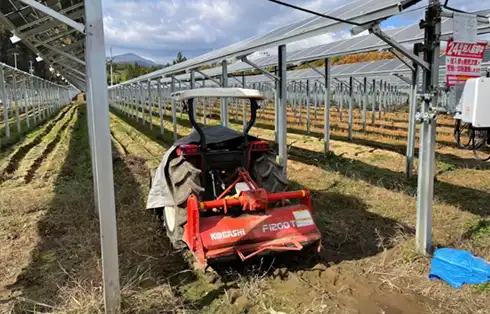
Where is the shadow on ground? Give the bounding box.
[134,104,489,171]
[7,106,198,313]
[287,145,490,217]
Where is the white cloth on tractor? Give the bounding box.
[146,146,178,209]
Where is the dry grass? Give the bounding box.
[1,103,489,314]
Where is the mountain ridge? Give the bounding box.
[108,53,157,67]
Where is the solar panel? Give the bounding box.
[200,8,490,77]
[119,0,408,85]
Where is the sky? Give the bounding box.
[101,0,490,65]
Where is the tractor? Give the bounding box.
[147,88,322,267]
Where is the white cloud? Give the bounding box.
[101,0,490,65]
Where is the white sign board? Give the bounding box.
[446,40,486,87]
[453,12,477,44]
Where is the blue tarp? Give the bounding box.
[429,248,490,289]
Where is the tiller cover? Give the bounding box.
[183,169,322,266]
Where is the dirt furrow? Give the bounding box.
[24,107,79,184]
[0,106,74,182]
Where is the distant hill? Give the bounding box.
[109,53,157,67]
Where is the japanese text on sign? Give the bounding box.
[446,40,486,87]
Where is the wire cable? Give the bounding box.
[267,0,363,26]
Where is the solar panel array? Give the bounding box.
[168,9,490,84]
[0,1,86,90]
[153,49,490,90]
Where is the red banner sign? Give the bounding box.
[446,40,487,87]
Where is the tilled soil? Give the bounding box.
[0,103,489,314]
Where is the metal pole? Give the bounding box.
[37,80,42,122]
[171,77,177,141]
[157,81,164,135]
[298,82,303,124]
[23,79,30,129]
[203,97,207,126]
[0,67,9,139]
[140,83,145,125]
[416,0,441,255]
[13,73,21,133]
[278,45,287,175]
[379,80,383,119]
[406,44,420,179]
[221,60,228,127]
[110,46,113,86]
[243,72,247,130]
[190,70,196,121]
[13,52,18,69]
[371,79,375,125]
[29,78,36,125]
[306,80,310,135]
[147,81,153,129]
[84,0,121,312]
[135,85,139,122]
[274,66,279,142]
[339,83,344,121]
[348,77,353,141]
[363,77,367,131]
[324,58,331,154]
[314,81,318,120]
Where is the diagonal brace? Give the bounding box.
[241,57,280,81]
[389,48,415,72]
[370,24,430,71]
[305,62,326,78]
[194,69,221,86]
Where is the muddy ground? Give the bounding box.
[0,102,489,313]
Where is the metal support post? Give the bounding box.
[278,45,288,175]
[147,81,153,129]
[124,87,129,116]
[306,80,310,135]
[314,81,318,120]
[371,79,376,124]
[416,0,441,255]
[23,79,30,129]
[348,77,353,141]
[363,77,367,131]
[140,83,145,125]
[0,67,8,139]
[339,83,344,121]
[243,72,247,130]
[38,81,43,121]
[190,70,196,120]
[221,60,228,127]
[157,81,164,135]
[171,77,177,141]
[324,58,331,154]
[84,0,120,312]
[30,78,36,125]
[378,80,383,119]
[135,85,139,122]
[406,44,420,179]
[299,82,303,124]
[12,73,21,133]
[203,98,207,126]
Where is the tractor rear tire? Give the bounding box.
[253,152,288,193]
[164,206,187,250]
[166,156,203,249]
